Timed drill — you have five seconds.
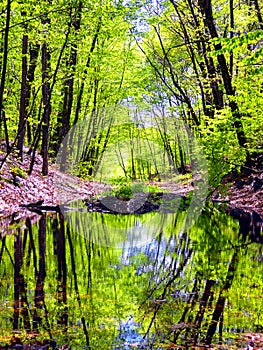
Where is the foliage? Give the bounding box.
[114,183,134,200]
[9,165,27,178]
[105,181,162,200]
[0,0,262,183]
[145,184,161,193]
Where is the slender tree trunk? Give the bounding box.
[26,44,40,145]
[170,2,213,117]
[54,1,83,154]
[229,0,234,76]
[0,0,11,150]
[74,18,101,126]
[187,0,224,111]
[41,43,51,175]
[29,23,71,175]
[17,34,29,158]
[198,0,249,158]
[171,0,224,114]
[154,27,200,127]
[254,0,263,29]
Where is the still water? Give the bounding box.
[0,203,262,349]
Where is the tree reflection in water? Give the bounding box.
[138,208,263,348]
[0,206,262,348]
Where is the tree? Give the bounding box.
[0,0,11,151]
[0,0,262,181]
[135,0,262,182]
[53,1,83,155]
[197,0,249,159]
[17,14,29,159]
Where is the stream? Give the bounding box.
[0,199,262,349]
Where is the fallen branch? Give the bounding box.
[211,199,230,203]
[20,201,60,213]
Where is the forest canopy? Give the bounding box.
[0,0,262,183]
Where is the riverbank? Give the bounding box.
[217,160,263,217]
[0,148,262,220]
[0,147,110,219]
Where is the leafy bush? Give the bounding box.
[109,176,129,186]
[114,184,133,200]
[146,184,162,193]
[107,181,162,201]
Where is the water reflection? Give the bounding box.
[0,206,262,349]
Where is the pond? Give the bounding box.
[0,201,262,349]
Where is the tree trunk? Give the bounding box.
[171,0,224,114]
[26,44,40,145]
[198,0,249,158]
[0,0,11,151]
[41,43,51,176]
[17,34,29,159]
[74,18,101,126]
[254,0,263,29]
[53,1,83,155]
